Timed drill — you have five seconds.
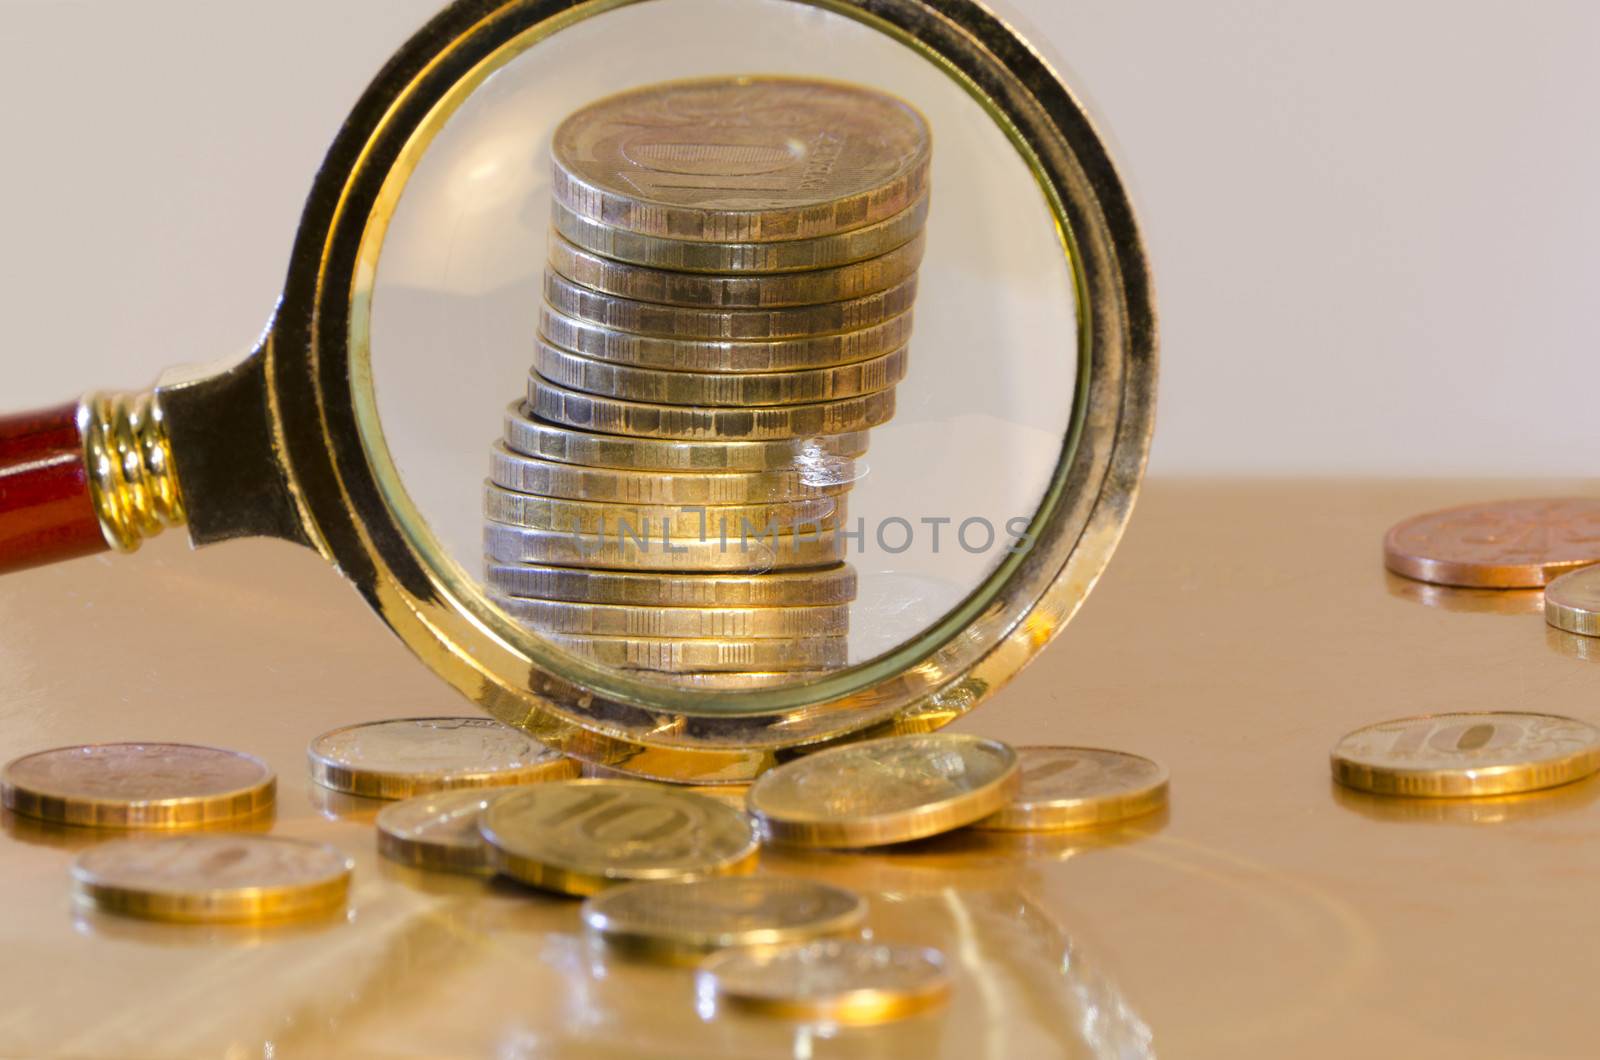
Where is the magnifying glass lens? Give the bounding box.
[366,0,1078,700]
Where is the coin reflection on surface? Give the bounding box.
[1383,572,1544,615]
[306,783,387,823]
[1332,773,1600,825]
[1547,626,1600,663]
[2,806,275,851]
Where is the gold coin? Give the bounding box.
[541,304,914,372]
[581,876,866,962]
[1545,566,1600,637]
[970,747,1169,831]
[307,717,577,800]
[529,375,897,441]
[490,597,850,639]
[483,521,846,573]
[504,405,870,472]
[483,482,845,535]
[546,272,918,342]
[376,786,523,875]
[623,671,832,690]
[1,743,275,829]
[533,341,908,408]
[478,779,759,896]
[541,632,848,673]
[548,231,925,309]
[1331,711,1600,797]
[484,563,857,607]
[748,734,1020,847]
[71,835,352,922]
[697,940,951,1025]
[490,445,855,505]
[552,197,929,273]
[552,77,931,243]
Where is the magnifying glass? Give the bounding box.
[0,0,1155,783]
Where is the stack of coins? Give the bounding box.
[485,76,931,688]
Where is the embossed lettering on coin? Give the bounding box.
[478,779,758,895]
[1331,711,1600,797]
[1384,498,1600,588]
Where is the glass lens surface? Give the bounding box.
[365,0,1078,702]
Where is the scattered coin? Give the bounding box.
[1383,498,1600,588]
[971,747,1169,831]
[528,375,897,441]
[533,341,908,408]
[552,197,930,273]
[478,779,759,896]
[582,876,866,962]
[552,77,931,243]
[1545,565,1600,637]
[1,743,274,829]
[697,940,951,1025]
[71,834,352,922]
[548,232,925,308]
[490,597,851,639]
[307,717,577,800]
[376,786,524,875]
[749,734,1021,847]
[503,406,870,472]
[484,563,858,608]
[1331,711,1600,797]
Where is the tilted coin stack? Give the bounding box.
[485,77,931,688]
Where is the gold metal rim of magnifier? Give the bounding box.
[111,0,1156,783]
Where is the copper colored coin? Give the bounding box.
[1382,498,1600,588]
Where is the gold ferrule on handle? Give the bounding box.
[80,390,187,553]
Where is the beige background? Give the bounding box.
[3,0,1598,476]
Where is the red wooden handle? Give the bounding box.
[0,402,108,574]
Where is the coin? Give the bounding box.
[542,632,848,672]
[552,197,929,273]
[71,835,352,922]
[504,406,870,472]
[1545,565,1600,637]
[970,747,1168,831]
[529,375,897,440]
[484,564,858,607]
[697,940,951,1024]
[483,521,847,572]
[582,876,866,961]
[483,482,845,535]
[533,341,908,407]
[376,786,522,875]
[478,779,759,896]
[1,743,275,829]
[307,717,577,799]
[625,671,833,690]
[541,305,915,373]
[546,272,918,341]
[548,231,925,308]
[492,597,850,640]
[552,77,931,243]
[1383,498,1600,588]
[490,446,855,505]
[748,734,1020,847]
[1331,711,1600,797]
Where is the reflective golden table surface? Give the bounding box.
[3,479,1596,1059]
